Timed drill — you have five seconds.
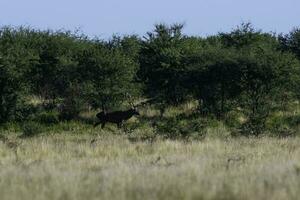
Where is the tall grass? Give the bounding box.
[0,102,300,199]
[0,132,299,200]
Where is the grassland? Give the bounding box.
[0,124,299,200]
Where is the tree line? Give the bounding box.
[1,23,300,135]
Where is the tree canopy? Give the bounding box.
[1,23,300,135]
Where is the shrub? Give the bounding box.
[266,114,298,137]
[21,121,43,137]
[0,60,23,123]
[273,126,296,137]
[35,111,60,124]
[237,111,269,136]
[14,102,39,122]
[157,115,208,139]
[59,83,84,120]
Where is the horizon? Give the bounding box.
[0,0,300,39]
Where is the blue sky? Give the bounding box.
[0,0,299,38]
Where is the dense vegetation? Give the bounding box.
[1,23,300,137]
[0,133,299,200]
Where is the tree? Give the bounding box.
[27,30,79,102]
[75,39,140,113]
[279,27,300,59]
[139,23,191,115]
[217,24,300,134]
[0,27,38,123]
[0,56,18,122]
[185,40,241,118]
[237,43,300,135]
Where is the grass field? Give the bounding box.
[0,126,299,200]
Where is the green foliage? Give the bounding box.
[266,113,300,137]
[139,23,192,109]
[156,115,211,139]
[187,44,241,117]
[14,101,39,122]
[279,27,300,59]
[0,45,26,123]
[236,37,299,134]
[0,26,141,122]
[59,82,85,120]
[76,39,140,111]
[21,121,43,137]
[219,22,275,49]
[35,111,60,124]
[1,23,300,137]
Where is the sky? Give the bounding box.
[0,0,299,39]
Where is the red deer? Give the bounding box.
[94,108,140,128]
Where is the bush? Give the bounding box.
[21,121,43,137]
[238,113,268,136]
[0,64,23,123]
[266,114,298,137]
[157,115,209,139]
[58,82,87,121]
[273,126,296,137]
[285,115,300,127]
[35,111,60,124]
[14,102,39,122]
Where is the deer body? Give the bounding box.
[94,109,139,128]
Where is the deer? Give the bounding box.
[94,94,142,128]
[94,108,140,128]
[93,94,156,129]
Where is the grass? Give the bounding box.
[0,128,299,200]
[0,103,300,200]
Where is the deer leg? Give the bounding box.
[117,122,122,129]
[101,122,106,129]
[94,121,102,127]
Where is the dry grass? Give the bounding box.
[0,132,299,200]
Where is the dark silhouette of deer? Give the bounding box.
[94,108,140,128]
